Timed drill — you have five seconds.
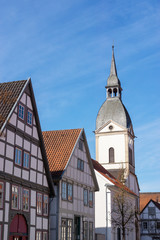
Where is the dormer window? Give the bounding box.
[109,147,114,163]
[18,104,24,120]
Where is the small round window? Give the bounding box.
[109,125,113,130]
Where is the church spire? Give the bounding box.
[106,46,122,99]
[110,45,117,77]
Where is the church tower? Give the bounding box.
[95,46,138,191]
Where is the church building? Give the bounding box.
[93,47,140,240]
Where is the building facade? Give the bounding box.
[43,128,99,240]
[94,47,140,240]
[0,79,54,240]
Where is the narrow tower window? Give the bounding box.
[109,147,114,163]
[108,89,112,98]
[129,148,132,165]
[113,88,117,97]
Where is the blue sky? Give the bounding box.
[0,0,160,192]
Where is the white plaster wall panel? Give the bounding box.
[30,227,35,240]
[30,170,36,182]
[37,173,42,185]
[67,202,72,211]
[31,190,36,207]
[43,175,48,187]
[15,134,23,147]
[43,218,48,230]
[0,157,4,171]
[14,167,21,178]
[3,224,8,240]
[61,201,67,210]
[98,134,125,164]
[5,160,13,174]
[25,125,32,135]
[36,216,42,229]
[22,169,29,180]
[31,144,37,157]
[100,122,124,133]
[17,120,25,131]
[38,147,42,159]
[7,130,15,145]
[27,95,33,110]
[6,144,14,160]
[5,182,10,201]
[5,203,9,222]
[30,208,36,225]
[33,116,36,125]
[20,93,26,104]
[9,112,17,126]
[24,139,30,151]
[31,156,37,170]
[0,210,3,221]
[0,141,5,156]
[38,160,43,172]
[33,126,39,140]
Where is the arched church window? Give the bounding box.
[113,88,117,97]
[129,148,132,165]
[109,147,114,163]
[108,89,112,98]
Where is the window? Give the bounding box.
[62,182,67,200]
[37,193,42,214]
[27,110,32,125]
[43,195,48,215]
[22,189,29,211]
[18,104,24,120]
[89,191,93,208]
[79,140,83,151]
[68,184,73,202]
[43,232,47,240]
[84,189,88,206]
[83,221,88,240]
[62,219,72,240]
[143,222,148,230]
[157,222,160,229]
[23,152,29,168]
[12,185,18,209]
[117,228,121,240]
[109,147,114,163]
[77,159,84,171]
[148,207,155,216]
[0,182,4,208]
[129,148,132,165]
[15,148,22,165]
[89,222,93,240]
[36,232,42,240]
[62,182,73,202]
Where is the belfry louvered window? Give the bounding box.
[109,147,114,163]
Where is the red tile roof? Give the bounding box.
[92,159,137,196]
[0,80,27,130]
[140,192,160,212]
[43,129,82,179]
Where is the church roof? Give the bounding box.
[96,97,132,130]
[92,159,137,196]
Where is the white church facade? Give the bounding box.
[94,46,140,240]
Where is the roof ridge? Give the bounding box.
[43,128,83,132]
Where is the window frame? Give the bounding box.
[143,221,148,230]
[61,218,72,240]
[83,221,88,240]
[11,185,19,210]
[43,232,48,240]
[22,188,29,212]
[89,191,93,208]
[18,103,25,120]
[23,151,30,169]
[84,189,88,206]
[62,181,73,202]
[77,158,84,172]
[27,109,33,126]
[89,222,93,240]
[0,182,4,209]
[109,147,114,163]
[15,147,22,166]
[37,193,43,215]
[36,231,42,240]
[43,194,49,216]
[62,181,67,201]
[67,183,73,202]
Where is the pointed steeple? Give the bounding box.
[110,45,117,76]
[105,46,122,99]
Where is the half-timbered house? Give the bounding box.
[43,128,99,240]
[0,78,55,240]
